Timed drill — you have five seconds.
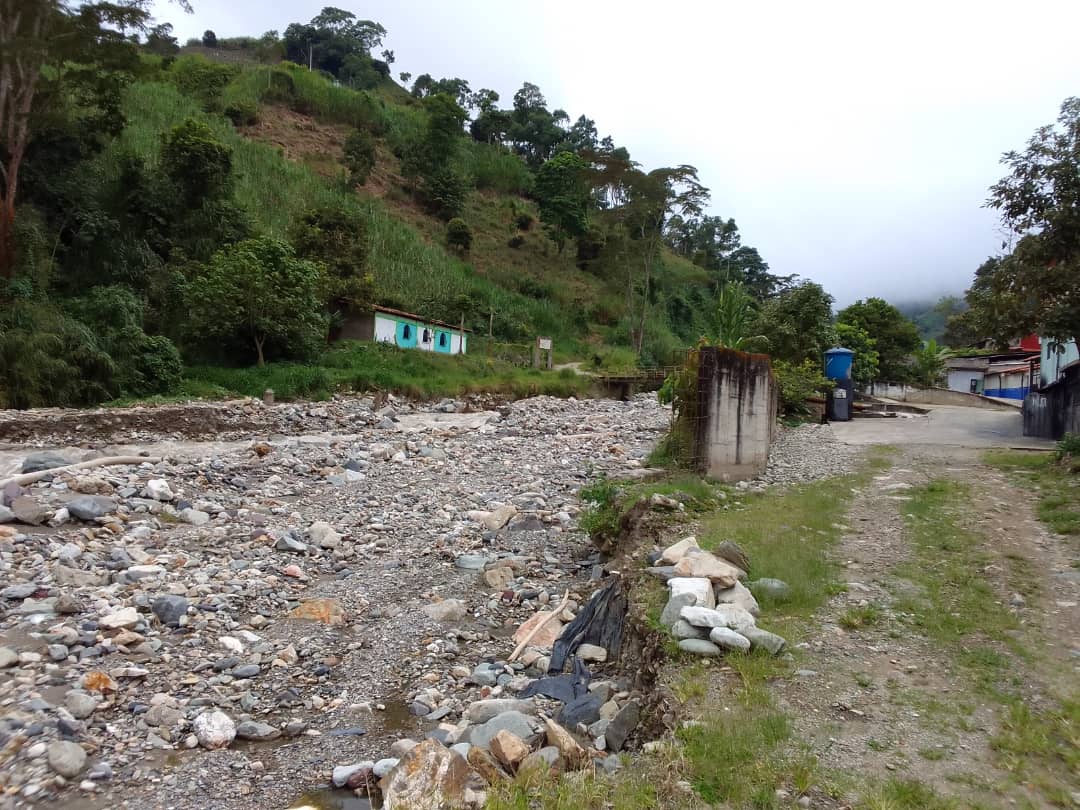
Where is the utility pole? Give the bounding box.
[308,39,314,70]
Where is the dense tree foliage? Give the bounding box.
[962,97,1080,346]
[836,297,920,382]
[533,152,590,252]
[751,281,835,365]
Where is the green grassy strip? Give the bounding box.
[986,450,1080,539]
[900,477,1079,805]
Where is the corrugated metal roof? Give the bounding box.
[372,305,474,333]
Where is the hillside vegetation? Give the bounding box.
[2,3,937,409]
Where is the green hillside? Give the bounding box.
[0,6,787,407]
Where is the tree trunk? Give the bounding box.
[255,336,266,366]
[0,197,13,279]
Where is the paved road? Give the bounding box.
[831,404,1055,450]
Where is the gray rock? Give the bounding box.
[193,710,235,749]
[465,698,535,724]
[180,508,210,526]
[678,638,723,657]
[47,644,69,661]
[671,619,706,640]
[235,720,280,741]
[0,504,14,524]
[0,647,19,668]
[13,597,57,614]
[464,710,542,749]
[455,554,489,570]
[66,496,117,521]
[604,700,640,752]
[714,581,760,616]
[1,582,37,599]
[151,595,188,627]
[659,593,696,628]
[519,745,562,775]
[11,496,46,526]
[709,627,751,651]
[275,536,308,552]
[21,451,71,474]
[741,626,787,655]
[646,566,677,581]
[64,691,99,719]
[54,565,109,588]
[47,741,87,777]
[748,578,791,601]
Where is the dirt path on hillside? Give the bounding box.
[772,446,1079,809]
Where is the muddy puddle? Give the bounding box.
[288,788,382,809]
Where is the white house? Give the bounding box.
[1040,338,1079,388]
[338,306,470,354]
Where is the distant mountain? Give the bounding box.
[896,296,967,343]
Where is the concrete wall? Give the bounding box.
[1025,364,1080,439]
[863,382,1016,411]
[695,347,777,482]
[947,369,983,394]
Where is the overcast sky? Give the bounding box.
[156,0,1080,307]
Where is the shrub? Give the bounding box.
[773,358,829,415]
[168,56,239,110]
[507,234,525,249]
[445,218,472,253]
[516,211,534,231]
[202,30,217,48]
[343,129,376,186]
[160,119,234,205]
[288,206,372,311]
[1056,433,1080,462]
[421,166,467,220]
[224,102,258,126]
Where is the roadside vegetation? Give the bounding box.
[986,442,1080,539]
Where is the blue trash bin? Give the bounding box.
[824,347,854,381]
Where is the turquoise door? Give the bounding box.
[434,330,452,354]
[395,320,417,348]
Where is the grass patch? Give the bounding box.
[838,604,882,630]
[173,341,593,402]
[986,449,1080,539]
[990,699,1080,806]
[857,778,961,809]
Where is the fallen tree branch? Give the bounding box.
[0,456,161,489]
[508,590,570,663]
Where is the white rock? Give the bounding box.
[99,607,139,630]
[680,604,757,634]
[218,636,243,654]
[668,577,715,609]
[145,479,174,501]
[193,710,236,749]
[714,581,760,616]
[308,521,342,549]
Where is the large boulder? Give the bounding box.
[742,625,787,655]
[464,711,542,749]
[465,699,536,725]
[21,451,72,474]
[379,739,473,810]
[659,536,700,565]
[714,581,760,616]
[65,496,117,521]
[672,549,743,586]
[680,604,757,634]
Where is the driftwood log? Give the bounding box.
[0,456,160,490]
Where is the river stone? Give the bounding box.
[151,595,188,627]
[715,539,751,572]
[659,536,700,564]
[465,710,542,749]
[373,758,399,778]
[332,761,375,788]
[145,479,173,501]
[668,576,715,608]
[308,521,342,549]
[0,504,13,523]
[378,739,471,810]
[512,610,564,647]
[519,745,563,777]
[490,730,530,769]
[465,698,536,724]
[483,566,514,590]
[455,554,489,570]
[0,647,18,668]
[21,451,71,474]
[235,720,280,741]
[66,496,117,521]
[11,496,46,526]
[193,710,235,749]
[54,565,109,588]
[604,700,640,752]
[748,578,792,601]
[742,626,788,655]
[678,638,723,657]
[181,508,210,526]
[64,691,100,719]
[709,626,752,651]
[671,619,706,640]
[483,504,517,531]
[47,741,87,777]
[659,593,696,628]
[422,598,467,624]
[714,581,760,616]
[99,607,139,630]
[680,604,757,634]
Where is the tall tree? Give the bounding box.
[975,96,1080,345]
[751,281,835,364]
[836,297,921,381]
[533,151,590,253]
[835,322,880,385]
[1,0,151,278]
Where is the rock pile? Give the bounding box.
[651,536,789,657]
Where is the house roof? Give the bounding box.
[372,305,474,333]
[985,364,1033,376]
